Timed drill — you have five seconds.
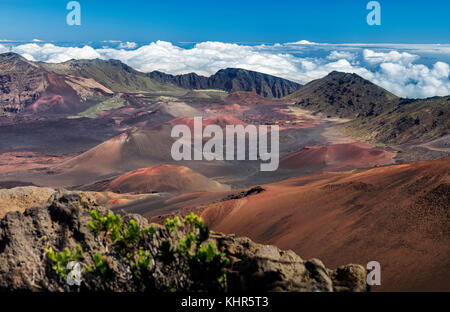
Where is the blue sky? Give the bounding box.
[0,0,449,43]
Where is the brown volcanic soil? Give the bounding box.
[280,142,394,172]
[0,116,121,155]
[170,115,247,132]
[225,91,281,105]
[194,157,450,291]
[106,165,230,195]
[0,152,69,173]
[34,121,238,187]
[42,125,177,186]
[25,72,110,115]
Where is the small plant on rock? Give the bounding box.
[85,253,113,278]
[87,210,154,279]
[45,245,84,279]
[171,213,230,291]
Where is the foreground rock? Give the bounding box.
[0,190,367,292]
[0,186,55,218]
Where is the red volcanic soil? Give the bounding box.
[170,115,247,132]
[204,104,249,116]
[106,164,230,195]
[26,73,82,114]
[39,121,234,187]
[29,95,65,113]
[61,132,129,174]
[135,110,154,117]
[280,142,394,171]
[223,103,249,112]
[97,107,137,118]
[46,126,175,186]
[196,157,450,291]
[225,91,280,105]
[0,152,68,173]
[272,107,321,129]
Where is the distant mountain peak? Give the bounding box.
[285,71,398,118]
[325,71,372,82]
[148,68,302,98]
[0,52,36,65]
[56,58,133,70]
[0,52,24,59]
[40,58,184,93]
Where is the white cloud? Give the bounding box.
[432,61,450,78]
[118,41,137,49]
[363,49,419,65]
[0,44,9,54]
[96,41,303,80]
[327,50,357,62]
[32,39,43,42]
[1,41,449,98]
[102,40,138,49]
[11,43,101,63]
[368,61,450,98]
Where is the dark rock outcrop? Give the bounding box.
[0,53,121,116]
[284,71,399,118]
[221,186,265,201]
[284,71,450,145]
[0,53,48,114]
[0,190,367,292]
[41,58,185,93]
[148,71,209,90]
[148,68,302,98]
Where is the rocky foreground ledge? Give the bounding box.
[0,190,367,292]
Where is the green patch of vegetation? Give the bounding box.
[153,96,181,102]
[159,240,175,265]
[78,97,125,118]
[42,59,186,93]
[85,253,113,278]
[343,96,450,145]
[188,242,230,290]
[165,216,181,233]
[44,209,229,291]
[45,245,84,279]
[88,210,151,270]
[175,213,229,291]
[182,89,229,100]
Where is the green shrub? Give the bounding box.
[189,242,230,290]
[87,210,122,240]
[45,209,229,291]
[88,210,153,272]
[134,248,153,272]
[171,213,230,291]
[45,245,84,279]
[165,216,181,233]
[159,240,175,265]
[183,212,210,242]
[143,224,156,236]
[85,253,113,278]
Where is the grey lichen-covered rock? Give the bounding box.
[0,186,56,218]
[0,190,367,292]
[213,234,367,292]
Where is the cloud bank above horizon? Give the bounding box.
[1,40,449,99]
